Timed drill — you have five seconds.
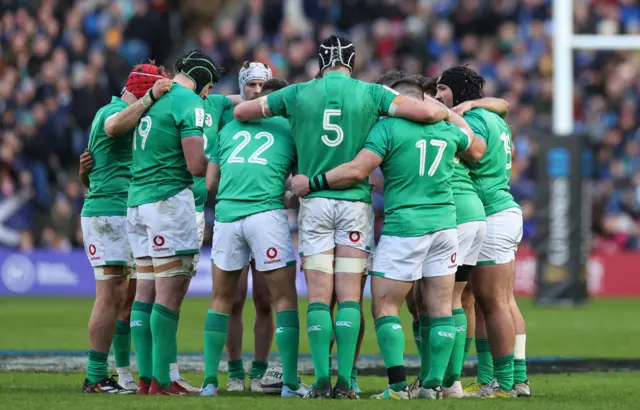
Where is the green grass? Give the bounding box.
[1,297,639,358]
[1,372,639,409]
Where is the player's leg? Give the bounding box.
[144,190,199,395]
[368,235,424,400]
[226,266,249,391]
[170,210,207,394]
[247,209,305,398]
[332,201,373,399]
[297,198,336,398]
[114,277,137,389]
[461,283,475,368]
[350,274,367,393]
[444,221,485,397]
[201,218,251,396]
[470,209,522,398]
[81,215,133,394]
[250,268,275,391]
[416,229,458,400]
[509,259,530,397]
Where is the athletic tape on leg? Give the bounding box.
[302,254,334,274]
[334,257,367,274]
[94,266,129,280]
[153,255,196,278]
[135,258,155,280]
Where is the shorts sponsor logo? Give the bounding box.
[451,252,457,264]
[264,247,281,265]
[88,244,100,261]
[349,232,361,243]
[153,235,169,252]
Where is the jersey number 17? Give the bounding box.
[416,139,447,177]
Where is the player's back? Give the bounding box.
[82,97,132,217]
[464,108,518,216]
[128,83,204,207]
[365,118,471,237]
[214,116,295,222]
[268,71,397,203]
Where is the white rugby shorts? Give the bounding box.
[477,207,523,265]
[456,221,487,267]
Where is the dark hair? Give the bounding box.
[318,35,355,74]
[390,75,424,99]
[377,69,406,87]
[437,66,485,105]
[174,49,222,94]
[422,77,437,97]
[261,78,289,95]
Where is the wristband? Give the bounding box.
[141,90,154,108]
[149,88,157,102]
[309,174,329,192]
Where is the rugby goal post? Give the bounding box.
[535,0,640,306]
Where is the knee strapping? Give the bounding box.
[94,266,129,280]
[153,255,196,278]
[334,257,367,274]
[302,254,334,274]
[134,258,155,280]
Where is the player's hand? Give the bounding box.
[152,78,172,99]
[290,174,311,198]
[452,101,475,116]
[79,149,94,173]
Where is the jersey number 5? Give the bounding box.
[500,132,512,170]
[228,131,274,165]
[415,139,447,177]
[322,109,343,147]
[133,116,152,151]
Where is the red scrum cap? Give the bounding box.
[124,63,169,99]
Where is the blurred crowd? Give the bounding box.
[1,0,639,252]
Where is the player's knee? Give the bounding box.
[153,255,196,278]
[94,265,129,281]
[334,257,367,275]
[302,254,334,274]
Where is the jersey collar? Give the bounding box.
[323,71,349,78]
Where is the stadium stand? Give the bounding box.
[1,0,639,251]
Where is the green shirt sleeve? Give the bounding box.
[367,83,400,117]
[172,93,205,139]
[464,111,488,142]
[220,107,235,129]
[267,84,298,118]
[453,125,472,153]
[208,129,220,163]
[101,105,124,134]
[363,120,392,160]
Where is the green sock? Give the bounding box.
[351,365,358,380]
[113,320,131,370]
[228,360,245,380]
[150,303,179,388]
[463,337,474,366]
[203,310,229,387]
[86,349,108,384]
[335,301,361,389]
[423,316,456,389]
[476,338,494,385]
[443,308,467,387]
[412,320,421,354]
[307,302,332,388]
[514,359,527,384]
[131,301,153,384]
[418,316,430,382]
[375,316,407,392]
[494,354,515,391]
[275,310,300,390]
[250,360,269,379]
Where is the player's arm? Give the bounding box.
[459,135,486,163]
[453,97,509,118]
[104,79,172,137]
[323,149,382,189]
[234,85,294,122]
[206,161,220,194]
[374,84,448,124]
[182,137,207,177]
[78,149,93,189]
[227,94,243,105]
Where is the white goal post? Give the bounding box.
[553,0,640,136]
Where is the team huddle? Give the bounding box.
[79,34,529,400]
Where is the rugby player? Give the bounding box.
[291,75,483,399]
[79,63,171,394]
[126,50,217,395]
[234,34,451,399]
[222,61,276,393]
[200,78,307,398]
[435,66,528,398]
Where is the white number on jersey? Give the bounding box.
[500,132,512,170]
[227,131,274,165]
[321,109,344,147]
[133,116,152,151]
[415,139,447,177]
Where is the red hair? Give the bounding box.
[124,63,169,99]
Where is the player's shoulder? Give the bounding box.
[205,94,230,107]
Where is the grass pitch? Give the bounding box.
[1,372,639,410]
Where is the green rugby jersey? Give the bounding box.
[464,108,519,216]
[128,83,205,207]
[81,97,132,217]
[364,118,470,237]
[452,156,486,224]
[210,116,295,222]
[267,71,398,203]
